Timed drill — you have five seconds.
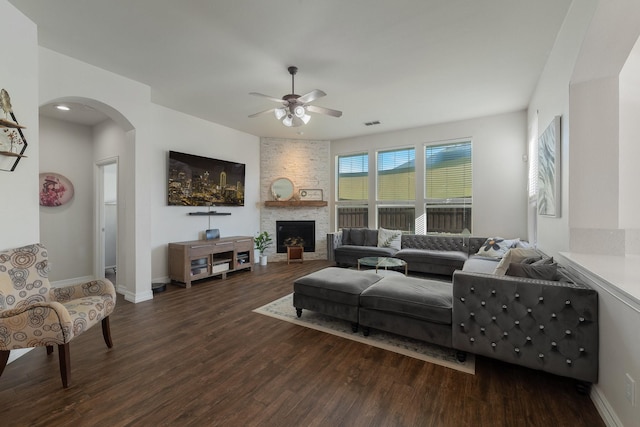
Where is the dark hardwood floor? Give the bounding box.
[1,260,604,427]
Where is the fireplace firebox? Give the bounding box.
[276,220,315,253]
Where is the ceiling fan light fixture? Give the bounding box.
[300,114,311,124]
[293,105,306,118]
[274,107,286,120]
[282,114,294,127]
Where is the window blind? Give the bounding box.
[425,142,472,201]
[337,153,368,201]
[377,148,415,200]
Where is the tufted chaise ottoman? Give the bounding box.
[359,275,454,348]
[293,267,383,332]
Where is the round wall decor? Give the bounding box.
[39,172,74,207]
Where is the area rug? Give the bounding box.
[253,293,475,374]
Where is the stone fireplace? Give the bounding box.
[260,138,330,262]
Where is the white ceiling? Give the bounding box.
[11,0,572,140]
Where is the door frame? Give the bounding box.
[94,157,119,281]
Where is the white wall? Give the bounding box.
[0,1,39,249]
[619,37,640,232]
[531,1,640,426]
[0,0,39,366]
[331,110,528,239]
[39,116,94,281]
[93,119,127,292]
[149,103,260,282]
[39,47,152,302]
[38,49,262,293]
[527,0,598,257]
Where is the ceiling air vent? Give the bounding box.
[364,120,381,126]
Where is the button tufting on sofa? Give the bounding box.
[451,267,598,384]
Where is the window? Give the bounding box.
[424,141,472,234]
[377,148,415,201]
[337,153,368,229]
[337,153,368,201]
[337,206,369,228]
[378,206,415,232]
[376,148,415,232]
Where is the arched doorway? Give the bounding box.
[39,97,134,297]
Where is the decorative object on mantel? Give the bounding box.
[254,231,273,266]
[0,89,28,172]
[39,173,74,207]
[270,177,295,201]
[299,189,323,201]
[264,200,328,207]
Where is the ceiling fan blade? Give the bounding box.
[297,89,326,104]
[306,105,343,118]
[249,92,285,103]
[248,107,276,118]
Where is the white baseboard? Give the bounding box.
[51,275,94,287]
[118,285,153,303]
[591,384,623,427]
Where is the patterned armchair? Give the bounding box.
[0,243,116,388]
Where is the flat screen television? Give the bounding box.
[168,151,245,206]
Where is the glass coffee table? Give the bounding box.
[357,257,408,276]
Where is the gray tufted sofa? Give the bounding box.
[327,229,487,276]
[294,263,599,385]
[452,270,598,384]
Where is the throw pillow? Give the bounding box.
[349,228,367,246]
[515,240,533,249]
[364,229,379,247]
[493,248,542,276]
[476,237,518,258]
[506,262,558,280]
[377,228,402,250]
[341,228,351,245]
[533,256,554,265]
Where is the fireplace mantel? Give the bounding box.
[264,201,328,207]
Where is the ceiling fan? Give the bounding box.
[249,66,342,127]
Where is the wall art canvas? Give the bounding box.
[39,173,74,207]
[168,151,245,206]
[538,116,561,217]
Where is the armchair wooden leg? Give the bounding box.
[0,350,9,378]
[58,343,70,388]
[46,345,54,355]
[102,317,113,349]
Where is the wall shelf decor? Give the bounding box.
[188,211,231,216]
[0,109,29,172]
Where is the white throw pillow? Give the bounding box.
[476,237,519,258]
[377,228,402,250]
[493,248,541,276]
